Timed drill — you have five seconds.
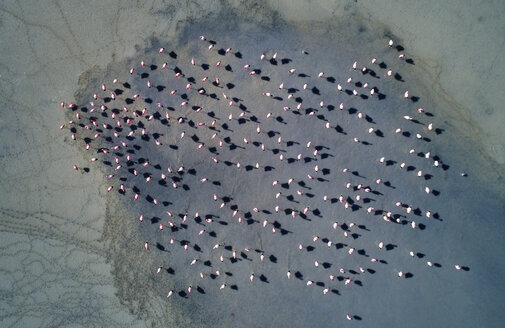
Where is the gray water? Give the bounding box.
[0,1,504,327]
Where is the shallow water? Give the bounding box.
[0,1,504,328]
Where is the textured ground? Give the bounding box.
[0,1,504,328]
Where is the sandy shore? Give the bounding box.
[0,1,504,328]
